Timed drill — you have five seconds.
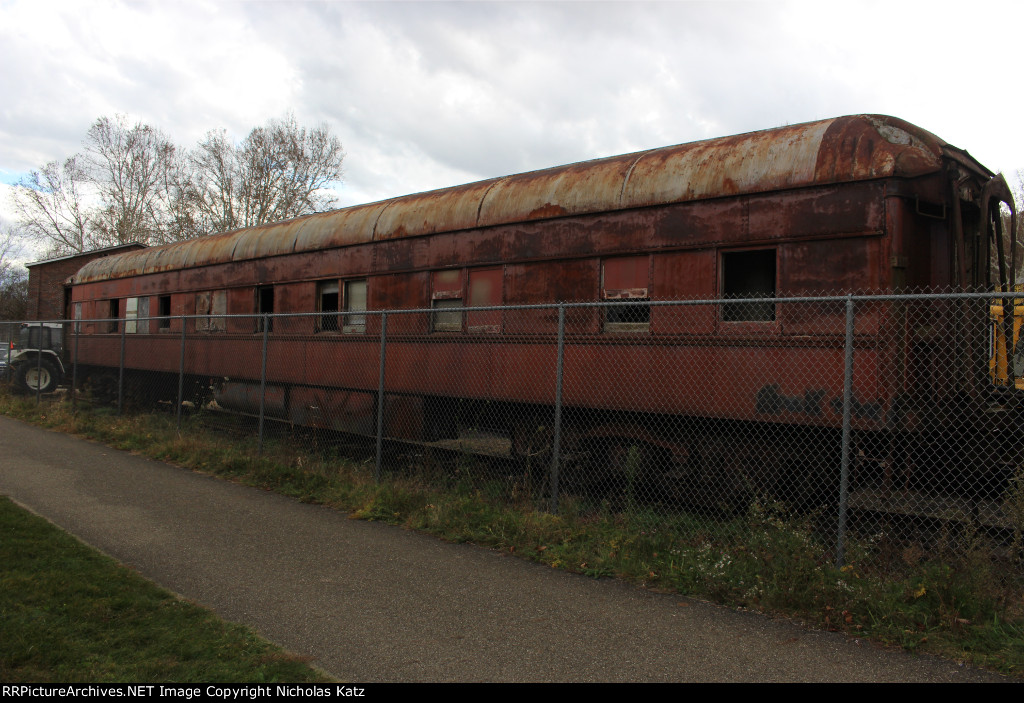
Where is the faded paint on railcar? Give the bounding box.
[63,115,1010,441]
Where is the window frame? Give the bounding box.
[316,278,368,334]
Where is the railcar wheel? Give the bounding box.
[15,358,60,394]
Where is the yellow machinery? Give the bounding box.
[990,303,1024,390]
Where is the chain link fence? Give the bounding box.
[5,291,1024,587]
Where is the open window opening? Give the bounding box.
[257,285,275,333]
[722,249,776,322]
[106,299,119,333]
[158,296,171,330]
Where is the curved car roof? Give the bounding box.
[72,114,976,284]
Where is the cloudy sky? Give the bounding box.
[2,0,1023,256]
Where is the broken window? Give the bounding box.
[603,257,650,332]
[317,280,340,332]
[722,249,776,322]
[125,297,150,334]
[431,270,463,332]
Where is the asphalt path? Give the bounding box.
[0,415,1011,682]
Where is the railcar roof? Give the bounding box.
[71,114,981,284]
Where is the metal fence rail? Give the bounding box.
[4,290,1024,584]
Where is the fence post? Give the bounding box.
[176,316,186,431]
[375,312,388,484]
[257,314,270,457]
[549,305,566,513]
[836,294,855,568]
[5,324,11,389]
[116,317,126,414]
[35,321,44,404]
[71,318,80,413]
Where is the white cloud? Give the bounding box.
[2,0,1023,210]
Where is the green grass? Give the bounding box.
[2,390,1023,677]
[0,496,332,683]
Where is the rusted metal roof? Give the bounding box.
[72,115,966,284]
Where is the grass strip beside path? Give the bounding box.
[0,496,332,683]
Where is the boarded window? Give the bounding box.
[132,297,151,334]
[195,293,210,331]
[722,249,776,322]
[343,280,367,334]
[126,297,138,334]
[196,291,227,332]
[126,297,151,334]
[603,257,650,332]
[432,270,463,332]
[211,291,227,331]
[468,268,502,333]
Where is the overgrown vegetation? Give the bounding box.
[0,494,331,682]
[2,390,1023,677]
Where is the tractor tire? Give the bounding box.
[15,358,61,394]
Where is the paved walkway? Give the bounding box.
[0,415,1010,682]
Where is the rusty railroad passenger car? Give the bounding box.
[66,115,1017,498]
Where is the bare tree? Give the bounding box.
[185,114,344,232]
[0,220,29,320]
[240,114,344,224]
[11,113,344,255]
[10,157,91,256]
[184,129,242,234]
[85,115,177,248]
[0,266,29,321]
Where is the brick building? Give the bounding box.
[26,243,146,321]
